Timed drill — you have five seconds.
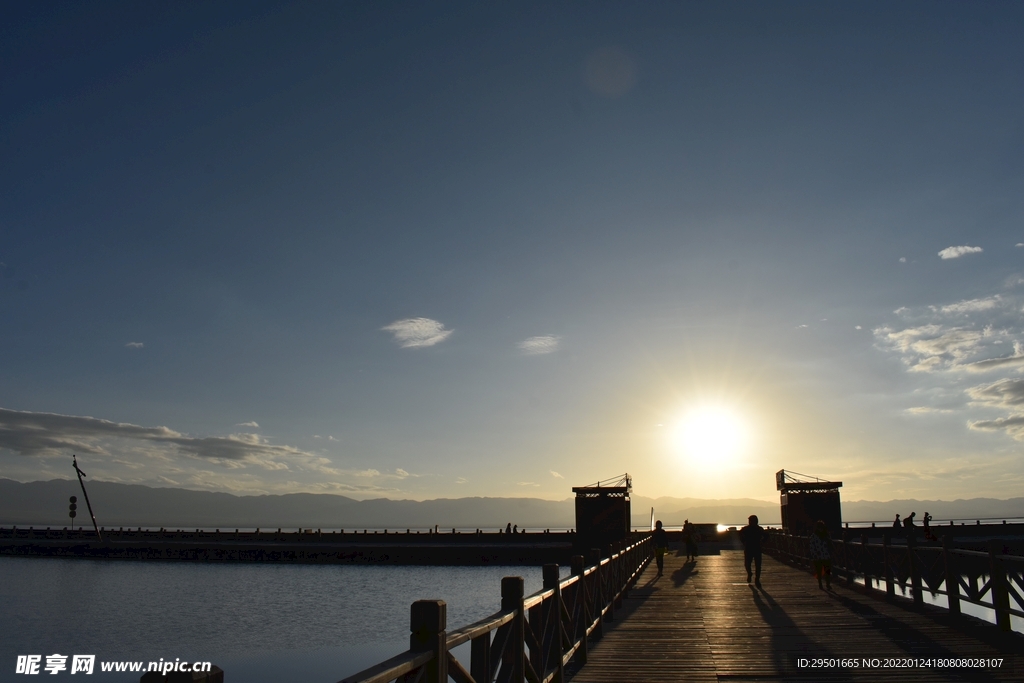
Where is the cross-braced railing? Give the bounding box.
[764,530,1024,631]
[339,534,653,683]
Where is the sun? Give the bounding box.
[674,405,749,470]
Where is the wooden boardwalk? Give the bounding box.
[567,548,1022,682]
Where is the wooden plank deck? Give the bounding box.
[566,548,1022,682]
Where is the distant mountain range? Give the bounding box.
[2,478,1022,529]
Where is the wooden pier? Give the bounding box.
[341,536,1022,683]
[567,549,1020,682]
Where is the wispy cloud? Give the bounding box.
[550,470,564,478]
[518,335,561,355]
[938,245,983,260]
[873,291,1024,374]
[874,324,993,372]
[962,351,1024,372]
[969,415,1024,440]
[934,296,1001,315]
[0,408,336,477]
[349,467,416,480]
[517,481,540,487]
[352,469,381,477]
[455,477,468,484]
[876,286,1024,447]
[125,342,144,349]
[236,421,259,428]
[904,406,955,415]
[966,379,1024,408]
[382,317,453,348]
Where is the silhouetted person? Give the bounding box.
[740,514,764,587]
[809,520,833,590]
[892,514,901,529]
[506,522,512,534]
[682,519,698,562]
[922,512,934,541]
[652,520,669,576]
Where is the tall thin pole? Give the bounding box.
[72,455,102,542]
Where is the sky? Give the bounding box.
[2,2,1023,504]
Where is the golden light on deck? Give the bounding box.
[674,405,749,471]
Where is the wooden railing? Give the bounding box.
[764,530,1024,631]
[339,534,653,683]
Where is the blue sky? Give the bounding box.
[2,2,1023,502]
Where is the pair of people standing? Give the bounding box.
[651,519,699,577]
[739,516,836,590]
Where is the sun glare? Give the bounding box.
[674,405,749,470]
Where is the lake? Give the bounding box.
[0,556,562,682]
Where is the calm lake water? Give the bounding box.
[0,557,561,682]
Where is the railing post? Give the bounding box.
[861,534,871,590]
[543,564,564,683]
[589,548,607,628]
[529,576,544,680]
[613,547,624,609]
[470,630,490,683]
[571,554,588,666]
[942,535,960,618]
[908,535,923,605]
[842,540,853,586]
[883,533,895,598]
[501,576,526,683]
[621,543,631,599]
[410,600,447,683]
[989,545,1011,631]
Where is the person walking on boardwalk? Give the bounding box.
[682,519,698,562]
[809,520,833,590]
[740,514,765,587]
[892,514,901,529]
[652,520,669,576]
[505,522,512,534]
[903,511,916,541]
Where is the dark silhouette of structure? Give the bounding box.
[72,455,102,541]
[776,469,842,536]
[572,473,631,554]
